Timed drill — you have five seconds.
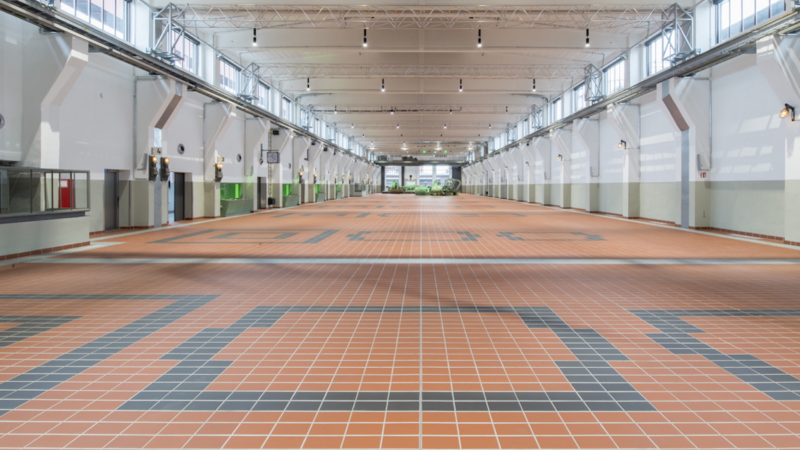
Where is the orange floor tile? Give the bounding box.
[1,194,800,449]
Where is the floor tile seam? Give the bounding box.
[491,196,800,253]
[88,196,351,243]
[27,258,800,265]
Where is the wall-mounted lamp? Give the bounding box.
[148,155,158,180]
[780,103,796,121]
[214,163,223,182]
[160,157,170,181]
[306,78,310,91]
[556,154,563,161]
[617,140,627,149]
[525,162,529,166]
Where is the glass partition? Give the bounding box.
[0,168,90,217]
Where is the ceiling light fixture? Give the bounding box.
[396,124,400,129]
[381,78,385,92]
[444,124,447,129]
[252,28,257,46]
[489,123,492,129]
[780,103,796,121]
[306,78,310,91]
[334,105,337,114]
[459,79,463,92]
[477,29,482,48]
[532,79,536,92]
[363,28,368,47]
[585,28,590,47]
[351,123,354,128]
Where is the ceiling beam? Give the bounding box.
[257,63,586,80]
[158,4,677,30]
[311,104,538,114]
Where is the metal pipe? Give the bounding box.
[468,8,800,165]
[0,0,370,165]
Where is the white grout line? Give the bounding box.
[90,195,351,242]
[488,194,800,252]
[30,257,800,265]
[0,242,122,268]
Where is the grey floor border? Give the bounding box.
[492,195,800,252]
[30,257,800,265]
[90,196,351,242]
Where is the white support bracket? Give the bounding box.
[757,34,800,243]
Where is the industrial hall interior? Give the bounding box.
[4,0,800,449]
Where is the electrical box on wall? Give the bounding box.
[151,147,163,155]
[216,156,225,163]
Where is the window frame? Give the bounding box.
[715,0,785,43]
[603,57,626,96]
[172,30,199,75]
[573,83,587,112]
[218,57,242,95]
[60,0,128,40]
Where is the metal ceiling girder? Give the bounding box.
[468,8,800,165]
[311,105,536,115]
[156,3,677,31]
[257,64,587,80]
[0,0,374,165]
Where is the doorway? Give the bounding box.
[103,170,119,231]
[169,172,186,223]
[258,177,267,209]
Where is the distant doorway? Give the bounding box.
[103,171,119,231]
[169,172,186,223]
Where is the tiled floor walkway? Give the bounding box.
[1,194,800,449]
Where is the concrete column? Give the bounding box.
[608,103,641,218]
[326,152,341,199]
[511,145,527,201]
[131,78,187,226]
[269,128,291,207]
[757,35,800,244]
[574,118,600,213]
[520,144,536,202]
[479,161,491,196]
[31,36,89,169]
[532,137,552,205]
[244,117,270,212]
[203,101,236,218]
[658,76,711,229]
[551,128,572,208]
[499,150,515,199]
[290,136,312,205]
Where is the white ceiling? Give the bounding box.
[165,2,691,155]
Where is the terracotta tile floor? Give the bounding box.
[0,194,799,449]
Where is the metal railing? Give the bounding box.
[0,168,90,217]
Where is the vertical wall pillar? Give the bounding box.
[574,118,600,212]
[551,128,572,208]
[608,103,641,219]
[33,36,89,169]
[658,77,711,229]
[244,117,270,212]
[203,101,236,218]
[132,78,186,226]
[532,137,552,205]
[269,129,291,207]
[290,136,312,205]
[757,35,800,244]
